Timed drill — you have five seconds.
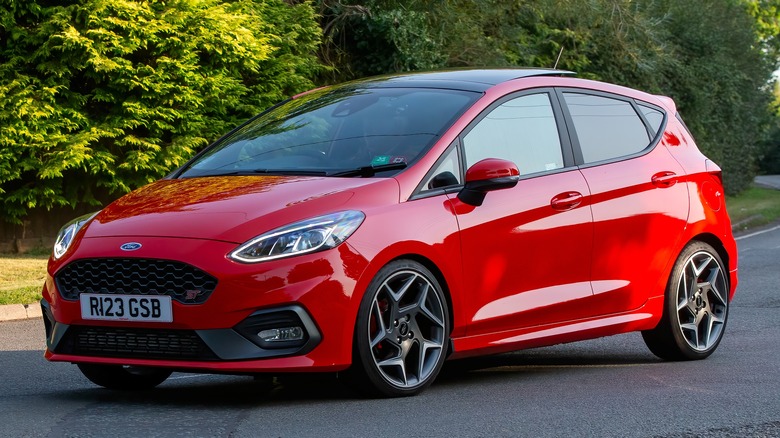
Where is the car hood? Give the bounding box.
[84,176,398,243]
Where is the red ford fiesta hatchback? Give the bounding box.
[42,69,737,396]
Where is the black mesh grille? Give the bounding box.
[56,326,218,360]
[55,258,217,304]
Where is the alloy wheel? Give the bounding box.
[367,269,447,388]
[675,250,728,352]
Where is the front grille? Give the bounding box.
[55,258,217,304]
[56,326,218,360]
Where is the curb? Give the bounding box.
[0,303,42,322]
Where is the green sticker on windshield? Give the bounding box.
[371,155,391,166]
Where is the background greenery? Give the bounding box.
[319,0,779,193]
[0,0,320,223]
[1,0,779,225]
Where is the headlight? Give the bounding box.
[53,212,98,260]
[229,211,365,263]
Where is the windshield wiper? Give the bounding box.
[186,169,328,178]
[251,169,328,176]
[329,162,408,178]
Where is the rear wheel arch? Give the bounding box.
[689,233,731,279]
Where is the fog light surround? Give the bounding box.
[234,306,321,354]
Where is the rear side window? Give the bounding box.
[638,104,664,137]
[563,93,649,164]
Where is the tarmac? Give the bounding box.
[2,174,779,323]
[755,174,780,190]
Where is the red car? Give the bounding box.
[41,69,737,397]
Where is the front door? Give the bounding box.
[453,91,595,336]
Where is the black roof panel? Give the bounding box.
[353,68,575,92]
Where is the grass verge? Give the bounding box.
[727,185,780,232]
[0,253,48,305]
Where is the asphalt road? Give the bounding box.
[754,174,780,190]
[1,227,779,438]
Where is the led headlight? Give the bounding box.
[229,210,365,263]
[53,211,98,259]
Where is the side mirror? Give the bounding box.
[457,158,520,206]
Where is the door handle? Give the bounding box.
[651,171,677,188]
[551,191,583,211]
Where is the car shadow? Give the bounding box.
[50,373,354,406]
[437,347,662,384]
[42,347,663,406]
[6,334,663,406]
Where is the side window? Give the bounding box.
[462,93,564,176]
[638,104,664,137]
[423,146,461,190]
[563,93,649,163]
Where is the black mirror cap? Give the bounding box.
[457,175,519,206]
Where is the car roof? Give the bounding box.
[348,68,575,92]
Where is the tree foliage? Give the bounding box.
[319,0,778,193]
[0,0,777,226]
[0,0,321,223]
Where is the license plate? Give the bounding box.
[80,293,173,322]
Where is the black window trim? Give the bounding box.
[635,102,667,140]
[554,87,668,169]
[675,111,695,139]
[409,139,465,201]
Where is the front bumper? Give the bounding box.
[42,236,369,372]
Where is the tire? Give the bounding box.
[346,260,450,397]
[642,241,730,360]
[77,364,172,390]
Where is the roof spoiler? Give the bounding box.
[655,95,677,113]
[531,69,576,78]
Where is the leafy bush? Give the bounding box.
[0,0,321,223]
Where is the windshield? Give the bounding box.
[178,87,479,178]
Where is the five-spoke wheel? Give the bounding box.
[350,260,449,397]
[643,241,729,360]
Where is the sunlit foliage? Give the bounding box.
[0,0,321,223]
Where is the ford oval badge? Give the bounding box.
[120,242,142,251]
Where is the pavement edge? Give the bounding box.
[0,303,42,322]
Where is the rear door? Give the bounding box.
[557,90,689,315]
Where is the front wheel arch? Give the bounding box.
[389,254,455,335]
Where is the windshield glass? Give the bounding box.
[178,86,479,178]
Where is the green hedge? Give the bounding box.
[0,0,321,223]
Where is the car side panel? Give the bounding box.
[658,121,738,299]
[452,170,595,336]
[578,142,689,314]
[345,193,466,336]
